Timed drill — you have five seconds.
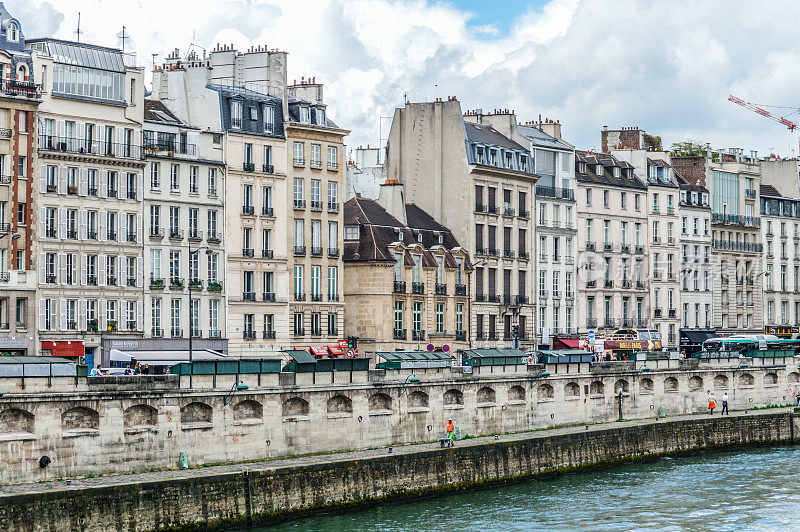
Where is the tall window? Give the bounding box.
[394,301,404,332]
[311,144,321,166]
[413,301,422,332]
[151,298,162,336]
[311,265,321,299]
[294,265,304,297]
[435,302,445,333]
[209,300,219,336]
[263,105,274,133]
[231,100,242,129]
[170,164,179,191]
[293,142,304,164]
[328,146,338,169]
[170,298,181,337]
[328,266,337,300]
[294,219,304,248]
[208,168,217,195]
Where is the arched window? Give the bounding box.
[8,23,18,43]
[16,64,26,82]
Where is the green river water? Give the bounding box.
[256,446,800,531]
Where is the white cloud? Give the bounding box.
[14,0,800,157]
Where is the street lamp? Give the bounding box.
[187,241,213,388]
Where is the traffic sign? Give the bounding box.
[426,344,435,352]
[338,339,348,349]
[588,330,596,340]
[442,344,450,352]
[346,349,355,358]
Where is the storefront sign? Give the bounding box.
[42,341,85,358]
[0,337,27,349]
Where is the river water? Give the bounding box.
[260,447,800,531]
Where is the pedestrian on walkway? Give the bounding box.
[445,418,455,447]
[89,364,103,376]
[721,393,729,415]
[708,394,716,415]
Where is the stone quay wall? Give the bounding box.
[0,360,799,485]
[0,411,795,531]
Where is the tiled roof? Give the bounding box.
[647,157,672,168]
[677,173,708,193]
[343,198,466,269]
[760,184,782,197]
[464,122,527,151]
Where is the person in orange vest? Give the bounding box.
[445,418,455,447]
[708,394,716,415]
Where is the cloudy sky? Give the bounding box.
[13,0,800,157]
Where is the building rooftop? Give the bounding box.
[144,99,183,125]
[517,124,571,151]
[28,38,126,72]
[464,122,527,152]
[575,150,647,190]
[760,184,782,198]
[343,197,464,268]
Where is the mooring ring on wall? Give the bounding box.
[426,424,432,431]
[650,405,654,410]
[266,440,271,447]
[167,430,173,438]
[550,413,554,419]
[749,398,754,403]
[39,456,51,469]
[358,415,363,423]
[502,405,507,411]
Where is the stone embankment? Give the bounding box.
[0,409,795,531]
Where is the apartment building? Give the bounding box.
[676,176,713,353]
[29,38,145,363]
[760,184,800,328]
[286,79,348,344]
[141,99,226,351]
[151,45,302,355]
[0,3,39,355]
[575,151,650,335]
[606,128,681,346]
[463,112,578,345]
[672,149,763,334]
[343,184,470,352]
[387,99,537,348]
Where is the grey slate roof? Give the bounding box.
[517,124,572,151]
[464,122,527,151]
[575,150,647,190]
[144,99,184,125]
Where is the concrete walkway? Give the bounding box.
[0,408,790,496]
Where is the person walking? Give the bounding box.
[89,364,103,376]
[708,394,717,415]
[721,392,729,415]
[445,418,455,447]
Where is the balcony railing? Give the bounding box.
[412,330,425,341]
[328,247,339,258]
[712,239,763,252]
[712,212,760,228]
[310,200,323,211]
[293,199,306,209]
[262,292,276,302]
[262,207,274,217]
[412,282,424,294]
[242,205,255,216]
[150,227,164,239]
[394,281,406,293]
[263,164,274,174]
[243,162,255,172]
[455,330,466,341]
[263,330,276,340]
[243,330,256,340]
[455,284,467,296]
[394,329,407,340]
[168,229,183,241]
[126,232,137,243]
[311,246,323,256]
[0,79,41,99]
[142,141,197,157]
[535,185,575,200]
[242,292,256,301]
[435,283,447,295]
[328,202,340,212]
[242,248,254,258]
[262,250,274,259]
[38,136,140,159]
[294,293,306,301]
[187,230,203,242]
[294,245,306,256]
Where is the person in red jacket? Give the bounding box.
[445,418,455,447]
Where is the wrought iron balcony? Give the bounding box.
[394,281,406,293]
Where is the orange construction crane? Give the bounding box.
[728,94,799,131]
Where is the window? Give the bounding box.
[311,179,321,208]
[586,188,592,206]
[328,146,338,169]
[311,265,321,299]
[293,142,304,164]
[170,164,179,192]
[328,267,338,300]
[328,181,338,209]
[263,146,272,171]
[394,301,404,333]
[436,302,445,333]
[294,219,304,247]
[603,190,609,207]
[301,106,311,123]
[311,144,321,166]
[413,301,422,332]
[294,265,304,298]
[189,166,198,193]
[244,143,253,166]
[344,225,360,240]
[170,298,181,337]
[263,105,274,133]
[231,100,242,128]
[293,178,303,203]
[208,168,217,195]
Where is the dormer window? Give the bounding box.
[701,193,709,205]
[300,106,311,123]
[489,149,498,166]
[595,164,603,176]
[263,105,274,133]
[317,108,326,125]
[398,231,404,242]
[8,23,18,43]
[438,233,444,245]
[417,232,423,243]
[230,100,242,129]
[613,167,620,178]
[249,107,257,121]
[520,155,529,172]
[578,162,587,174]
[680,191,687,203]
[344,225,360,241]
[16,64,26,82]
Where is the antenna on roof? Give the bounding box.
[117,25,130,54]
[75,13,82,42]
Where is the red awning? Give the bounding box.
[328,345,343,356]
[553,337,580,349]
[310,346,329,358]
[41,341,84,357]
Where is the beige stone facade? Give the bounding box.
[385,99,537,348]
